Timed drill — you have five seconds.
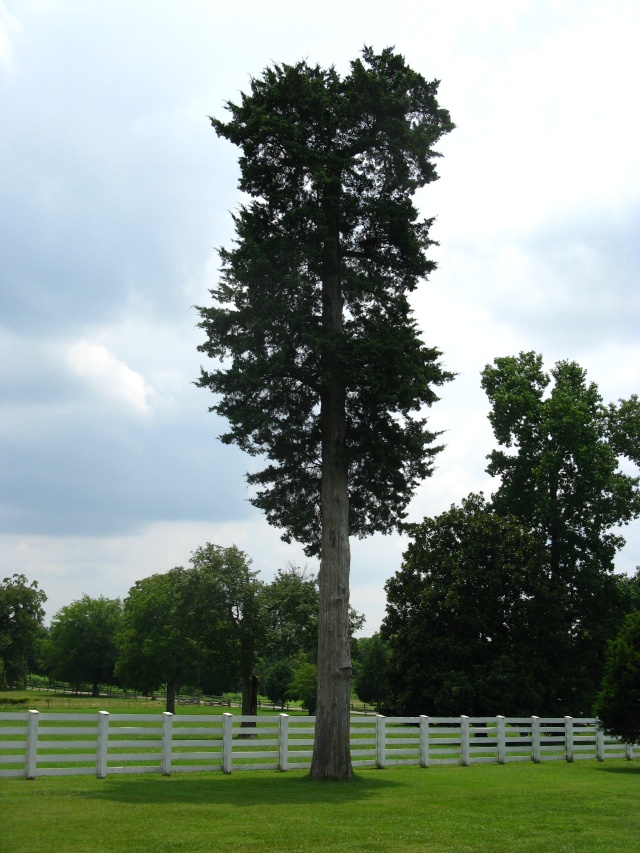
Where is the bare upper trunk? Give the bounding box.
[310,219,354,781]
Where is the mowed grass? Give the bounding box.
[1,761,639,853]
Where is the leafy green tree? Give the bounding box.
[595,610,640,744]
[49,596,122,696]
[262,659,295,708]
[117,546,262,715]
[481,353,640,708]
[382,494,570,716]
[116,567,207,713]
[261,565,319,662]
[288,659,318,715]
[189,543,264,717]
[0,574,47,687]
[196,47,454,778]
[353,633,390,707]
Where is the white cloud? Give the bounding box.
[66,341,154,415]
[0,2,20,70]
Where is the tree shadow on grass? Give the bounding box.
[593,765,640,776]
[83,771,407,807]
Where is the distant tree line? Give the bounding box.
[1,555,366,716]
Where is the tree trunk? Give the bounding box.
[239,671,259,738]
[166,675,179,714]
[91,681,100,698]
[310,220,354,781]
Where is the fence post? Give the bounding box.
[97,711,110,778]
[222,712,233,774]
[595,719,605,762]
[419,715,430,768]
[25,710,39,780]
[376,714,386,769]
[531,716,541,763]
[625,742,634,761]
[565,716,574,763]
[460,716,470,766]
[161,712,173,776]
[278,714,289,771]
[496,715,506,764]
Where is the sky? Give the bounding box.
[1,0,639,633]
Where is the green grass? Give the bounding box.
[1,761,639,852]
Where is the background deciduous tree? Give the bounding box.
[196,47,454,778]
[594,609,640,745]
[481,353,640,709]
[0,574,47,688]
[116,545,265,715]
[595,610,640,743]
[116,567,207,713]
[382,495,558,716]
[353,633,390,708]
[189,543,264,718]
[49,595,122,697]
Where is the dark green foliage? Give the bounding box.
[481,353,640,576]
[262,659,295,708]
[382,495,562,716]
[49,596,122,696]
[353,633,390,706]
[0,574,46,688]
[117,544,264,715]
[196,46,454,557]
[189,543,264,716]
[481,353,640,709]
[288,659,318,714]
[595,610,640,744]
[116,566,209,712]
[261,565,318,660]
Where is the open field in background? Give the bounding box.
[1,761,639,853]
[0,689,309,715]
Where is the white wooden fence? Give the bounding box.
[0,712,636,779]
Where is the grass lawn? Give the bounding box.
[1,760,639,852]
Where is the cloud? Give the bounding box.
[0,1,20,70]
[67,342,154,415]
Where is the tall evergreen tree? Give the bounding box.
[196,47,453,778]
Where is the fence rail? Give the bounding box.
[0,712,636,779]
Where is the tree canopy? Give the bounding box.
[481,352,640,706]
[594,609,640,744]
[197,46,453,778]
[353,633,390,707]
[382,494,559,716]
[49,595,122,697]
[116,567,207,713]
[189,543,264,717]
[0,574,46,688]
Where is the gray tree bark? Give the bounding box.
[310,221,354,780]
